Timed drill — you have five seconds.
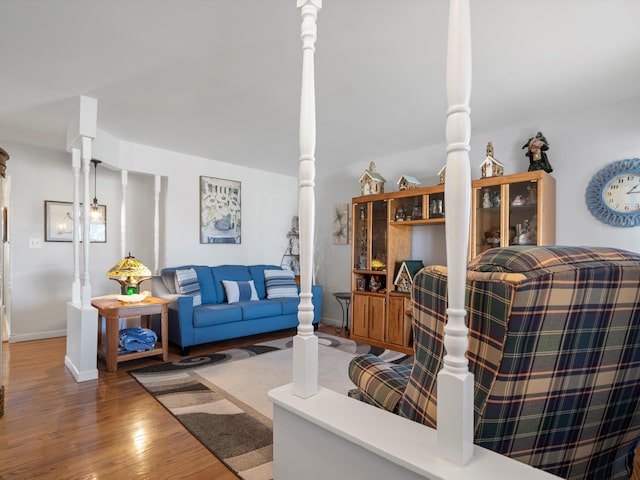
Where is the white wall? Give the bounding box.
[316,97,640,326]
[6,142,155,340]
[4,97,640,337]
[4,138,298,341]
[107,140,299,268]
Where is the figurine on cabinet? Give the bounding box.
[482,191,492,208]
[522,131,553,173]
[397,175,421,191]
[479,142,504,178]
[359,161,387,195]
[492,191,501,207]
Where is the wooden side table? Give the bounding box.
[91,296,169,372]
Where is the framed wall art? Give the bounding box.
[332,203,350,245]
[44,200,107,243]
[200,176,241,244]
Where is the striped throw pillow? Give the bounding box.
[222,280,259,304]
[264,269,298,299]
[174,268,202,306]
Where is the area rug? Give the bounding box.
[130,333,411,480]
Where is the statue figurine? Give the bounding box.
[522,131,553,173]
[482,191,492,208]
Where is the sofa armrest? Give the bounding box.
[311,284,323,324]
[348,353,411,414]
[152,275,172,297]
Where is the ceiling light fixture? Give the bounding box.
[90,159,102,221]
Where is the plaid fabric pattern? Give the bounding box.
[468,245,639,276]
[474,249,640,480]
[348,353,412,413]
[349,246,640,480]
[398,266,513,429]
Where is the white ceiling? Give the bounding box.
[1,0,640,176]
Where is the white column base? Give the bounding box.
[71,279,81,306]
[65,302,98,382]
[437,369,474,466]
[292,333,318,398]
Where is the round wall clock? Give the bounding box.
[585,158,640,227]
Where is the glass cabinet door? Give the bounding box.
[353,202,368,270]
[474,186,502,255]
[352,200,388,294]
[508,180,538,246]
[370,200,387,272]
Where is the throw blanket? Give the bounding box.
[119,328,157,353]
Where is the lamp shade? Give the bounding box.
[107,253,151,295]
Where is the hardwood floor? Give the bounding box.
[0,325,341,479]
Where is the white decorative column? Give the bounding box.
[81,136,92,308]
[71,148,81,305]
[120,170,128,258]
[292,0,321,399]
[153,175,161,275]
[438,0,474,466]
[64,95,99,382]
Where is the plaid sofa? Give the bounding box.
[348,246,640,479]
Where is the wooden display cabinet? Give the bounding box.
[387,293,412,347]
[470,170,556,258]
[351,186,444,354]
[349,174,554,352]
[351,293,385,342]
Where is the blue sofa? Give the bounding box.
[151,264,323,355]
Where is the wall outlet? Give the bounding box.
[29,238,42,248]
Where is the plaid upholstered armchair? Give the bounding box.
[348,246,640,480]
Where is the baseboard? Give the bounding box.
[9,329,66,343]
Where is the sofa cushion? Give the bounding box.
[193,304,242,327]
[249,265,283,299]
[223,280,259,304]
[241,300,283,320]
[280,297,299,315]
[211,265,252,302]
[174,268,202,306]
[264,269,299,299]
[193,266,217,304]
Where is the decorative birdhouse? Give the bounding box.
[479,142,504,178]
[359,161,386,195]
[438,164,446,185]
[393,260,424,293]
[397,175,421,191]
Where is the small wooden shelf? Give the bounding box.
[92,296,169,372]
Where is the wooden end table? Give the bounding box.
[91,296,169,372]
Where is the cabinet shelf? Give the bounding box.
[352,269,387,275]
[390,218,445,226]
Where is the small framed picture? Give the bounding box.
[44,200,106,243]
[332,203,350,245]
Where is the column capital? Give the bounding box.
[297,0,321,9]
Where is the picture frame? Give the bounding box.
[200,176,241,244]
[332,203,350,245]
[44,200,107,243]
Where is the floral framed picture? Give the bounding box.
[44,200,107,243]
[200,176,241,244]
